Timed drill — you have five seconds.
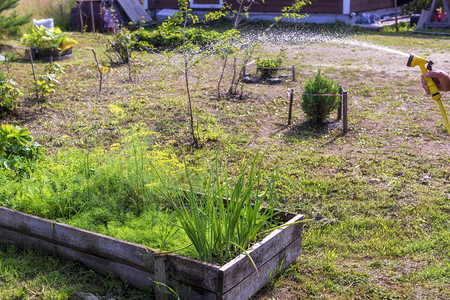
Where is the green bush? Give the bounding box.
[0,71,22,114]
[132,25,223,49]
[0,124,42,170]
[402,0,432,14]
[257,48,285,80]
[35,62,66,99]
[106,28,134,64]
[301,70,340,123]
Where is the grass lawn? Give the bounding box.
[0,22,449,299]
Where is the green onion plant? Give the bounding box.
[156,149,281,265]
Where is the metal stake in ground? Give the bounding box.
[343,90,348,135]
[288,89,294,125]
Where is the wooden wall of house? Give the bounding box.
[233,0,343,14]
[154,0,394,14]
[155,0,343,14]
[350,0,394,13]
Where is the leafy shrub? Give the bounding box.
[0,125,42,170]
[21,26,77,51]
[0,71,22,114]
[301,70,340,123]
[257,48,285,80]
[402,0,432,14]
[106,28,134,64]
[35,62,66,99]
[132,25,223,49]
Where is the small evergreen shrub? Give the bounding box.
[301,70,340,123]
[0,71,22,114]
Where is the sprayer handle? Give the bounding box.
[423,75,441,101]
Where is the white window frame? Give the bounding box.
[190,0,223,9]
[343,0,350,15]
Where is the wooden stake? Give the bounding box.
[395,0,398,33]
[91,49,102,93]
[60,4,64,21]
[78,2,84,33]
[288,89,294,125]
[126,42,131,81]
[292,64,296,81]
[90,0,96,33]
[153,255,169,300]
[28,50,39,99]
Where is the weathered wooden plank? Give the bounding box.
[0,227,154,289]
[0,206,154,271]
[351,0,393,13]
[221,235,303,300]
[220,214,303,293]
[117,0,152,24]
[166,253,221,292]
[0,205,304,299]
[226,0,342,14]
[168,281,218,300]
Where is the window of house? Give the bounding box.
[190,0,223,9]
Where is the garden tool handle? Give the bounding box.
[423,73,442,101]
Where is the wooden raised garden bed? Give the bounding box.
[0,206,304,299]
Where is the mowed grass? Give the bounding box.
[0,22,449,299]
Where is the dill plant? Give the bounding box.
[0,139,196,255]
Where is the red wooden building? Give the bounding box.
[145,0,395,15]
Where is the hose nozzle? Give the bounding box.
[408,54,450,136]
[407,54,441,101]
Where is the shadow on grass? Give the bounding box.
[282,119,343,142]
